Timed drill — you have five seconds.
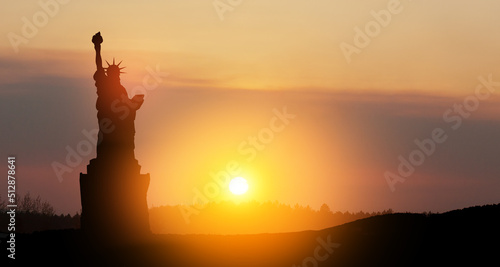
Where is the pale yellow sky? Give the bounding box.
[2,0,500,93]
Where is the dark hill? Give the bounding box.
[7,204,499,266]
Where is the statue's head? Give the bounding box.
[105,58,125,80]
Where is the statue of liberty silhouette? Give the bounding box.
[80,32,151,243]
[92,32,144,162]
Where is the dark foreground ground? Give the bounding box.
[5,204,500,266]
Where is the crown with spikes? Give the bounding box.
[104,58,126,75]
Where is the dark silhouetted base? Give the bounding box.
[80,158,151,245]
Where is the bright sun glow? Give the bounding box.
[229,177,249,195]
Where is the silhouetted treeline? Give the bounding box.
[1,192,54,215]
[0,193,80,233]
[149,201,394,234]
[0,196,392,234]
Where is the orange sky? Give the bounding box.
[1,0,500,215]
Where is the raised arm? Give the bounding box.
[92,32,104,71]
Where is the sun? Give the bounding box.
[229,177,249,195]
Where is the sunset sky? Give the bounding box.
[1,0,500,216]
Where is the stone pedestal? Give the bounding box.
[80,158,150,243]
